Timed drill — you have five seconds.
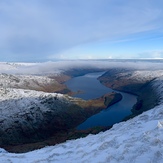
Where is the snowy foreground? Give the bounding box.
[0,78,163,163]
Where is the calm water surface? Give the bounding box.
[65,72,137,129]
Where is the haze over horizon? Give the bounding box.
[0,0,163,62]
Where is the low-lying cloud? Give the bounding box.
[1,60,163,75]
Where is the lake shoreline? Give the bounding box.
[66,72,137,129]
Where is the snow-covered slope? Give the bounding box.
[99,69,163,89]
[119,70,163,83]
[0,73,63,92]
[0,73,163,162]
[0,88,65,144]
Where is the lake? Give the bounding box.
[65,72,137,129]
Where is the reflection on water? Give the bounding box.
[65,72,137,129]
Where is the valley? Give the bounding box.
[0,60,163,154]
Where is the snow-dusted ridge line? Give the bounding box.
[0,73,58,90]
[0,73,66,93]
[0,71,163,162]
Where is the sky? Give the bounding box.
[0,0,163,62]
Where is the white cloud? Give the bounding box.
[2,60,163,75]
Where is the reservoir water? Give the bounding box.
[65,72,137,130]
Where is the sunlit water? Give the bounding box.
[65,72,137,129]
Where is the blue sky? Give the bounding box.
[0,0,163,62]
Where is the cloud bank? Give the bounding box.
[1,60,163,75]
